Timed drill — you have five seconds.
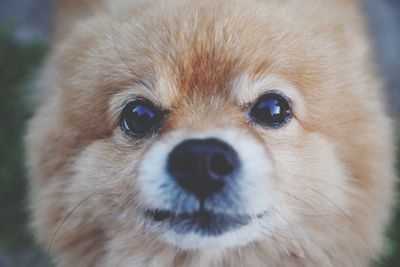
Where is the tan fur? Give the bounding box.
[26,0,396,266]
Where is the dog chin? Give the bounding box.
[154,217,264,250]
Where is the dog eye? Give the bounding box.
[120,100,163,137]
[249,93,292,128]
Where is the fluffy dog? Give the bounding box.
[26,0,396,266]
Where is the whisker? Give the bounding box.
[282,190,331,217]
[47,190,101,256]
[300,183,368,243]
[272,207,303,241]
[236,247,244,267]
[167,247,179,267]
[258,220,300,242]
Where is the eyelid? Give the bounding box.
[110,93,164,125]
[242,90,292,110]
[119,99,166,138]
[230,74,305,121]
[120,98,170,117]
[246,91,293,128]
[265,90,293,108]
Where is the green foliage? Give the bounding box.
[377,137,400,267]
[0,23,47,256]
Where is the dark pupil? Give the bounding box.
[125,103,157,134]
[252,94,289,125]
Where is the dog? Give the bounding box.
[26,0,396,266]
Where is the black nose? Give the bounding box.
[167,138,240,200]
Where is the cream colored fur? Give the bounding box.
[26,0,396,266]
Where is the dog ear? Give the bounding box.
[53,0,105,43]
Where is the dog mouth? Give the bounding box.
[145,209,253,236]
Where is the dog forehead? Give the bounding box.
[105,2,334,106]
[107,4,284,84]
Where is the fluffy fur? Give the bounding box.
[26,0,396,266]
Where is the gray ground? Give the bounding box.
[0,0,399,266]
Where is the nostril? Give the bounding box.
[208,152,234,177]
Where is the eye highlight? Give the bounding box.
[120,99,164,137]
[249,92,292,128]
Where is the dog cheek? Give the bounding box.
[272,133,351,222]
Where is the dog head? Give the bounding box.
[27,0,395,265]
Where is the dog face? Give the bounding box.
[27,0,395,266]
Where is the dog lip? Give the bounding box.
[145,209,252,236]
[149,209,175,222]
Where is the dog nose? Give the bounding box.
[167,138,240,200]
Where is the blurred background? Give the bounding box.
[0,0,399,266]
